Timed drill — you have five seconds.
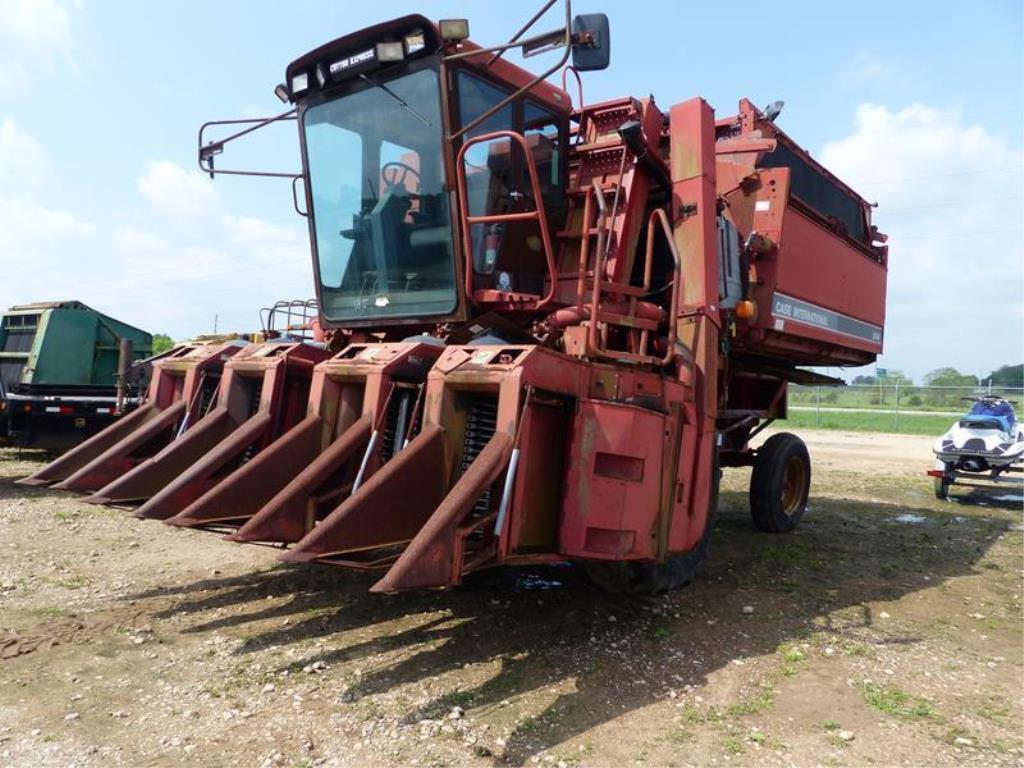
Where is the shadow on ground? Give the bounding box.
[118,487,1014,764]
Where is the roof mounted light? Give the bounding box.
[274,83,289,103]
[404,29,426,55]
[315,63,328,88]
[290,72,309,96]
[376,41,404,62]
[439,18,469,42]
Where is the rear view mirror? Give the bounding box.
[571,13,610,71]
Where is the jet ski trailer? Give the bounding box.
[928,396,1024,499]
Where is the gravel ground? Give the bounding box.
[0,428,1021,767]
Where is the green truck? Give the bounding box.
[0,301,153,448]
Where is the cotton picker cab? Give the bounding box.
[35,1,886,594]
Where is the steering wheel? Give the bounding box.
[381,161,420,193]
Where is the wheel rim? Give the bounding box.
[780,456,806,516]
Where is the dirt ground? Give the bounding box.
[0,428,1021,767]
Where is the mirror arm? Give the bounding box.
[447,0,572,142]
[485,0,560,67]
[198,109,300,179]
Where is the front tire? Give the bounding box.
[750,432,810,533]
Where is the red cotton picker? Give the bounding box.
[23,3,887,594]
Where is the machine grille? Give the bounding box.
[0,360,26,390]
[460,394,499,518]
[238,377,264,466]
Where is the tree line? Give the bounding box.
[851,364,1023,389]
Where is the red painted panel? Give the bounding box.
[560,400,664,560]
[775,209,887,326]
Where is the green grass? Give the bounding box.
[777,642,808,677]
[29,606,68,618]
[726,684,776,717]
[722,736,746,755]
[860,683,938,720]
[49,574,90,590]
[787,386,998,414]
[785,410,951,435]
[679,703,722,725]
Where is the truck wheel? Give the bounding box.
[750,432,810,533]
[583,450,720,595]
[933,475,950,500]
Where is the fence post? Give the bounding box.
[815,386,821,427]
[894,380,900,432]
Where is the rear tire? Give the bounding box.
[750,432,810,533]
[583,448,720,595]
[933,475,950,500]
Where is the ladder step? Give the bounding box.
[595,311,660,331]
[555,227,603,239]
[599,282,649,298]
[568,182,621,195]
[573,141,626,154]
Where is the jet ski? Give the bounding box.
[931,396,1024,498]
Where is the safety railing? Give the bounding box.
[584,207,681,366]
[455,129,559,309]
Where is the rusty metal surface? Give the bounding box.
[281,426,448,563]
[78,342,328,508]
[371,431,512,592]
[230,415,372,544]
[18,402,160,487]
[560,400,665,560]
[34,341,242,492]
[84,407,235,505]
[166,414,323,531]
[134,412,272,520]
[53,400,187,493]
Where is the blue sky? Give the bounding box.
[1,0,1021,382]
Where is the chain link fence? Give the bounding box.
[787,384,1024,434]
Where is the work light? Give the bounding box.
[439,19,469,42]
[376,41,404,62]
[291,72,309,96]
[404,30,426,55]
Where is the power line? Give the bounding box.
[850,164,1024,186]
[879,193,1023,212]
[889,226,1024,240]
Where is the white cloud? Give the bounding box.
[0,117,52,192]
[0,0,74,95]
[107,160,313,335]
[0,117,96,306]
[136,160,223,232]
[0,129,311,338]
[821,103,1024,381]
[837,52,887,86]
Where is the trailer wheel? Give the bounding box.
[583,451,720,595]
[750,432,810,533]
[933,475,950,500]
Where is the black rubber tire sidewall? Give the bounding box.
[750,432,811,533]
